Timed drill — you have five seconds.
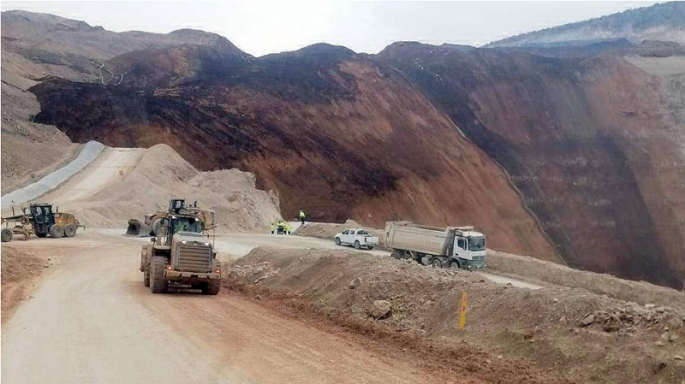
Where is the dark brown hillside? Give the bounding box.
[30,45,558,261]
[376,42,685,288]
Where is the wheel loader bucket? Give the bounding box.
[126,219,148,237]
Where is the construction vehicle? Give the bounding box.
[139,199,222,295]
[1,203,83,242]
[126,199,214,237]
[335,228,379,249]
[385,221,486,269]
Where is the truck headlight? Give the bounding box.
[204,242,210,246]
[182,240,187,244]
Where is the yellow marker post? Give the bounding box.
[459,292,468,330]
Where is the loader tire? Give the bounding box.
[64,224,77,238]
[49,225,64,238]
[143,269,150,287]
[202,279,221,295]
[150,256,169,294]
[1,228,13,242]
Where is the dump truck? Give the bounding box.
[385,221,486,269]
[1,203,83,242]
[139,199,221,295]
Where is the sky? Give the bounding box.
[2,1,660,56]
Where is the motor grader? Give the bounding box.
[1,203,83,242]
[139,199,221,295]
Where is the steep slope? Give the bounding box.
[0,10,250,192]
[29,44,558,260]
[488,2,685,48]
[376,42,685,288]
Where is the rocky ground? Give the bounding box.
[226,247,685,384]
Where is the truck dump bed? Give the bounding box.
[385,221,455,256]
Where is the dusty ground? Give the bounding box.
[0,246,57,322]
[2,233,487,384]
[228,247,685,384]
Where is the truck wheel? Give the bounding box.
[354,240,361,249]
[390,250,401,259]
[1,228,13,242]
[335,237,341,246]
[64,224,77,238]
[49,225,64,238]
[143,269,150,287]
[150,256,169,294]
[448,260,461,270]
[367,246,374,250]
[202,279,221,295]
[430,257,443,268]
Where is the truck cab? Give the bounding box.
[452,230,487,269]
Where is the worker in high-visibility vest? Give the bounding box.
[299,209,306,225]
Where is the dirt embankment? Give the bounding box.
[227,247,685,384]
[1,246,57,322]
[487,249,685,311]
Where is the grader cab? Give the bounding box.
[1,203,83,242]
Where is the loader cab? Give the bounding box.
[170,215,202,235]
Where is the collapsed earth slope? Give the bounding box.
[376,42,685,288]
[29,43,557,260]
[0,10,251,192]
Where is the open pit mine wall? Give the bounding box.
[29,47,559,264]
[29,40,685,288]
[377,43,685,288]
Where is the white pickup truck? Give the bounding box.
[334,228,379,250]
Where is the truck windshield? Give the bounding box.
[171,217,202,234]
[468,237,486,251]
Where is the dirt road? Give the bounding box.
[1,233,447,384]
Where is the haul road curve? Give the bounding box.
[2,234,447,384]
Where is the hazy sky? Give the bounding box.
[2,1,659,56]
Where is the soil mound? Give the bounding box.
[48,144,281,231]
[228,247,685,384]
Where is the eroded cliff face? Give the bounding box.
[377,43,685,287]
[30,46,558,260]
